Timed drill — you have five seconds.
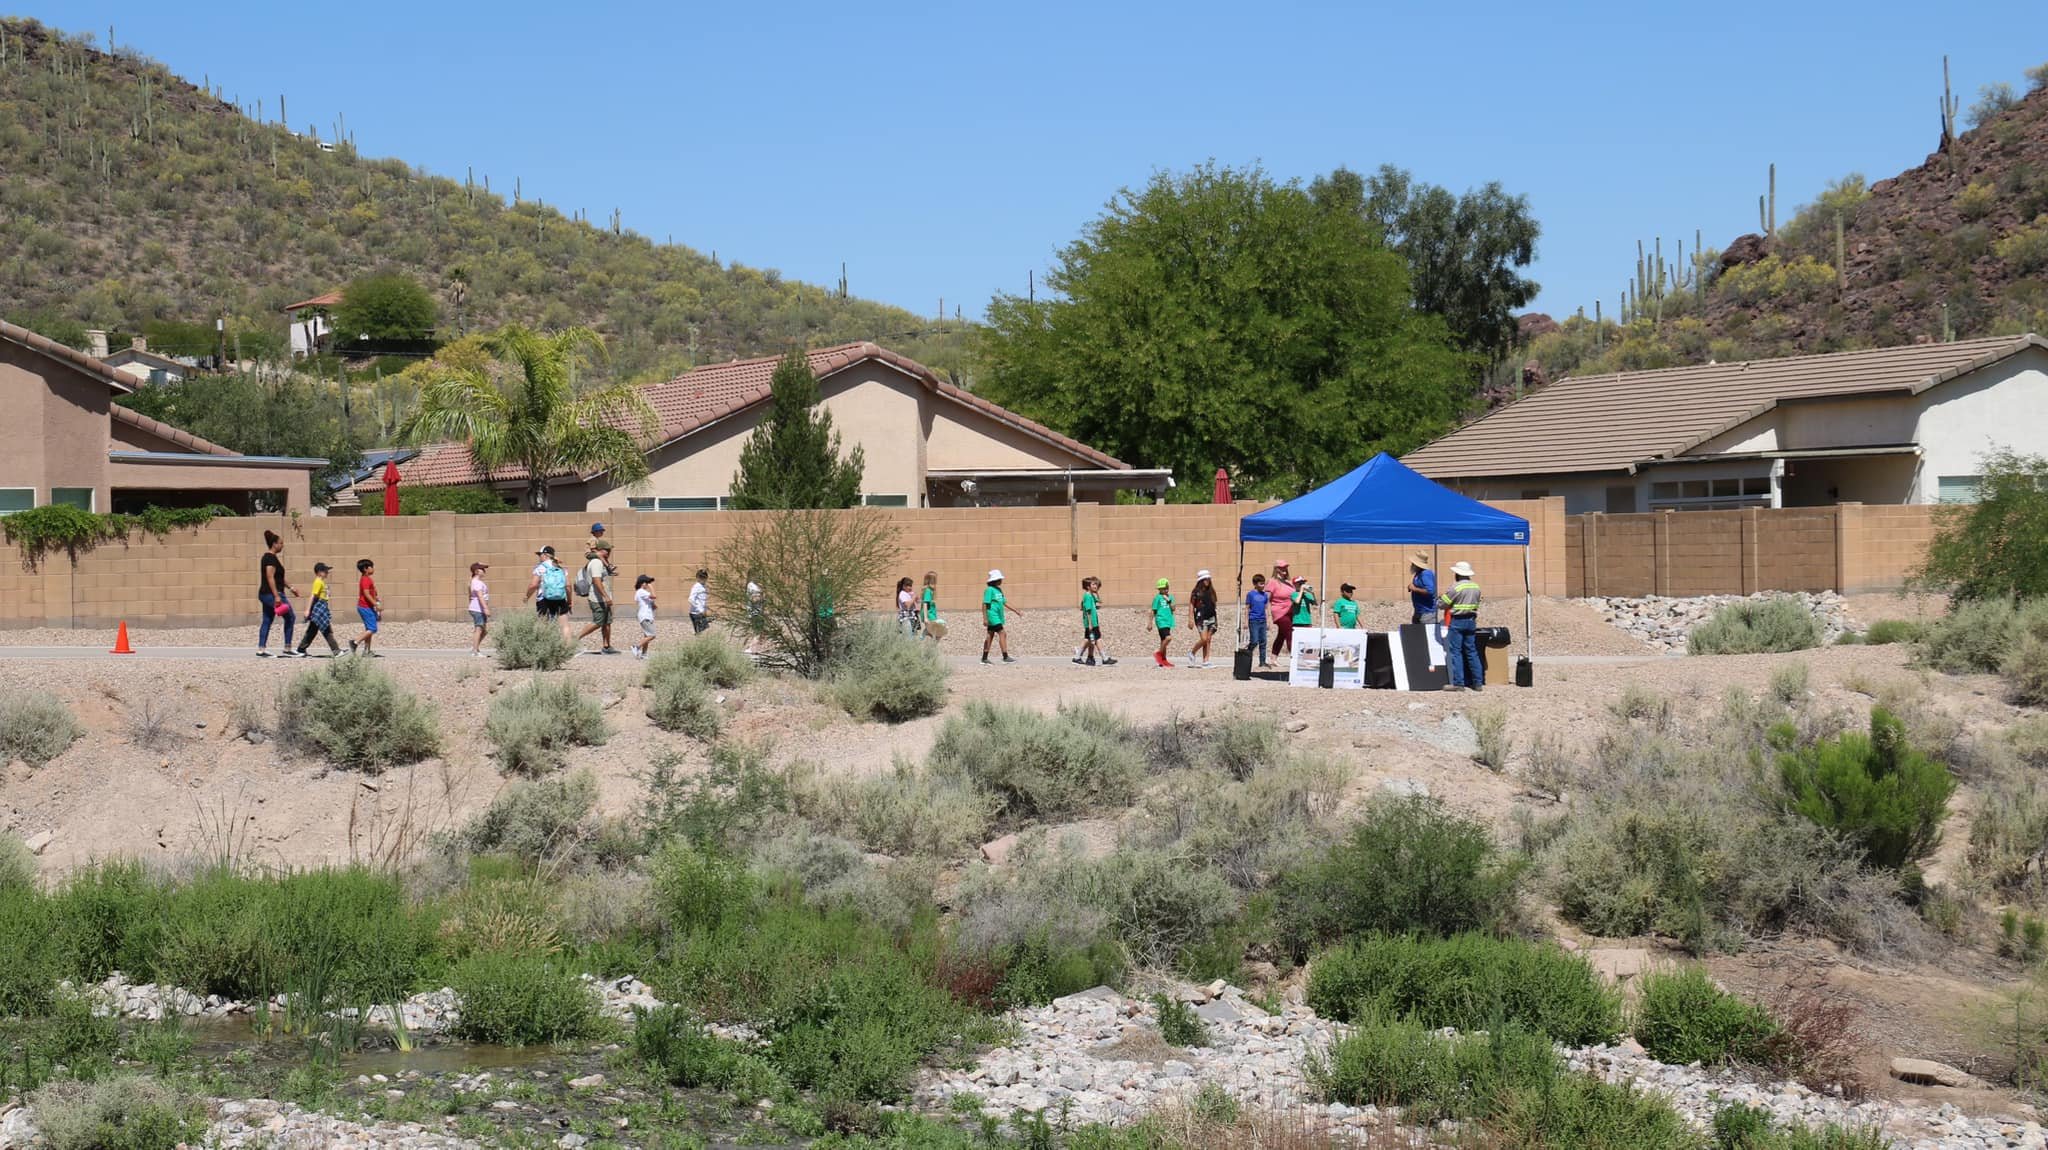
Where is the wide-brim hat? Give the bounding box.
[1410,551,1430,569]
[1195,569,1211,580]
[988,569,1004,582]
[1451,561,1475,578]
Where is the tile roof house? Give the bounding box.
[1403,334,2048,513]
[0,318,327,515]
[101,337,191,386]
[353,342,1169,512]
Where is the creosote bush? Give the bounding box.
[926,700,1147,823]
[0,690,84,767]
[447,949,601,1045]
[1633,965,1781,1066]
[275,656,439,772]
[484,677,609,776]
[492,611,575,671]
[456,770,601,867]
[825,621,949,722]
[1778,707,1954,871]
[28,1075,207,1150]
[1688,596,1821,655]
[1306,933,1621,1046]
[1278,794,1523,958]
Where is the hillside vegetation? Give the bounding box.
[0,18,969,379]
[1519,64,2048,387]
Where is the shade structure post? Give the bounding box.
[1235,541,1245,647]
[1319,544,1328,631]
[1523,546,1533,661]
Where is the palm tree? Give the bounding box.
[402,326,658,511]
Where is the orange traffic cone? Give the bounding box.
[110,621,135,655]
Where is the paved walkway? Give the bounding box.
[0,646,1677,668]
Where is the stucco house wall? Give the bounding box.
[1908,347,2048,500]
[2,343,111,510]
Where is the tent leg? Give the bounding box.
[1319,544,1328,631]
[1523,546,1534,660]
[1235,542,1245,648]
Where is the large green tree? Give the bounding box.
[1310,165,1540,366]
[728,352,867,509]
[117,375,361,505]
[402,325,656,510]
[977,163,1472,499]
[334,272,438,343]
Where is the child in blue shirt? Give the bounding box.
[1246,574,1271,668]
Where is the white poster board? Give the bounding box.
[1289,627,1369,689]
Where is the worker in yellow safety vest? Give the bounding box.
[1438,561,1484,690]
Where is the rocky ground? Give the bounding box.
[1582,590,1857,651]
[919,984,2044,1149]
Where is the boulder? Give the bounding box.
[1586,947,1652,984]
[1720,233,1772,271]
[1889,1057,1982,1089]
[22,831,53,856]
[979,833,1020,867]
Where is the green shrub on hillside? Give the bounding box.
[493,612,575,671]
[644,660,722,741]
[1717,255,1838,306]
[1861,619,1925,645]
[448,950,601,1045]
[1918,598,2035,672]
[2006,633,2048,706]
[1917,451,2048,602]
[1277,794,1523,957]
[0,832,34,892]
[0,690,83,767]
[1688,597,1821,655]
[0,885,56,1016]
[484,677,609,776]
[783,759,996,858]
[275,657,439,771]
[926,700,1147,823]
[632,1005,791,1100]
[651,635,756,690]
[1306,933,1621,1046]
[957,840,1239,971]
[457,770,601,866]
[1778,707,1954,870]
[825,621,948,722]
[1997,216,2048,274]
[1142,753,1348,890]
[48,860,160,984]
[1633,966,1781,1066]
[28,1076,207,1150]
[1152,993,1209,1047]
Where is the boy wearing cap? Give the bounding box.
[468,561,491,656]
[981,570,1015,664]
[1332,583,1361,629]
[1407,553,1438,625]
[1150,578,1176,668]
[587,521,607,552]
[295,562,341,657]
[1438,561,1484,690]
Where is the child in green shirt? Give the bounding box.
[981,570,1015,665]
[1332,583,1361,629]
[1075,576,1115,666]
[1150,578,1176,668]
[1291,579,1318,628]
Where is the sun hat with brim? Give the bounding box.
[1410,551,1430,569]
[988,569,1004,582]
[1196,569,1211,580]
[1451,561,1475,578]
[1274,559,1291,568]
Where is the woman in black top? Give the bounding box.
[257,529,300,657]
[1189,571,1219,669]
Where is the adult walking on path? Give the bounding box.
[1439,560,1484,690]
[526,546,574,639]
[1268,560,1296,661]
[1406,552,1438,625]
[256,530,299,657]
[577,543,619,654]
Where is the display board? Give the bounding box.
[1290,623,1495,691]
[1288,627,1369,689]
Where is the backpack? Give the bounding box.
[540,563,568,600]
[574,563,593,598]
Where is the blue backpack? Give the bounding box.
[540,563,568,600]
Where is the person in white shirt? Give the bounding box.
[633,574,658,659]
[744,577,763,655]
[689,568,711,634]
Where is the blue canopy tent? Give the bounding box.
[1237,453,1534,666]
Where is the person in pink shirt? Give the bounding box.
[1269,560,1298,659]
[467,561,491,657]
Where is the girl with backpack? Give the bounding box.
[530,546,574,639]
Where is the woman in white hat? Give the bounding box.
[981,569,1016,665]
[1189,570,1219,669]
[1438,560,1484,690]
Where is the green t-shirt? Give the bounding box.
[921,585,937,620]
[982,584,1006,626]
[1332,598,1360,628]
[1291,586,1317,625]
[1080,591,1099,628]
[1151,592,1175,629]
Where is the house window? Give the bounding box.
[0,489,32,515]
[1936,475,1982,504]
[1604,486,1636,513]
[51,488,94,511]
[863,494,909,508]
[1646,474,1772,511]
[627,497,722,512]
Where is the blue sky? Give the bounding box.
[49,1,2048,324]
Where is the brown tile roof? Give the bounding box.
[109,405,239,456]
[0,317,135,393]
[283,290,343,312]
[1403,334,2048,479]
[362,342,1126,493]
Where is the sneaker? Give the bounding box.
[348,640,358,655]
[1101,657,1118,666]
[981,655,991,664]
[1072,657,1086,665]
[1160,659,1176,668]
[255,650,272,658]
[599,647,620,655]
[474,652,490,659]
[1002,655,1017,664]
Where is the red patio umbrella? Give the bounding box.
[1213,468,1232,504]
[382,458,401,517]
